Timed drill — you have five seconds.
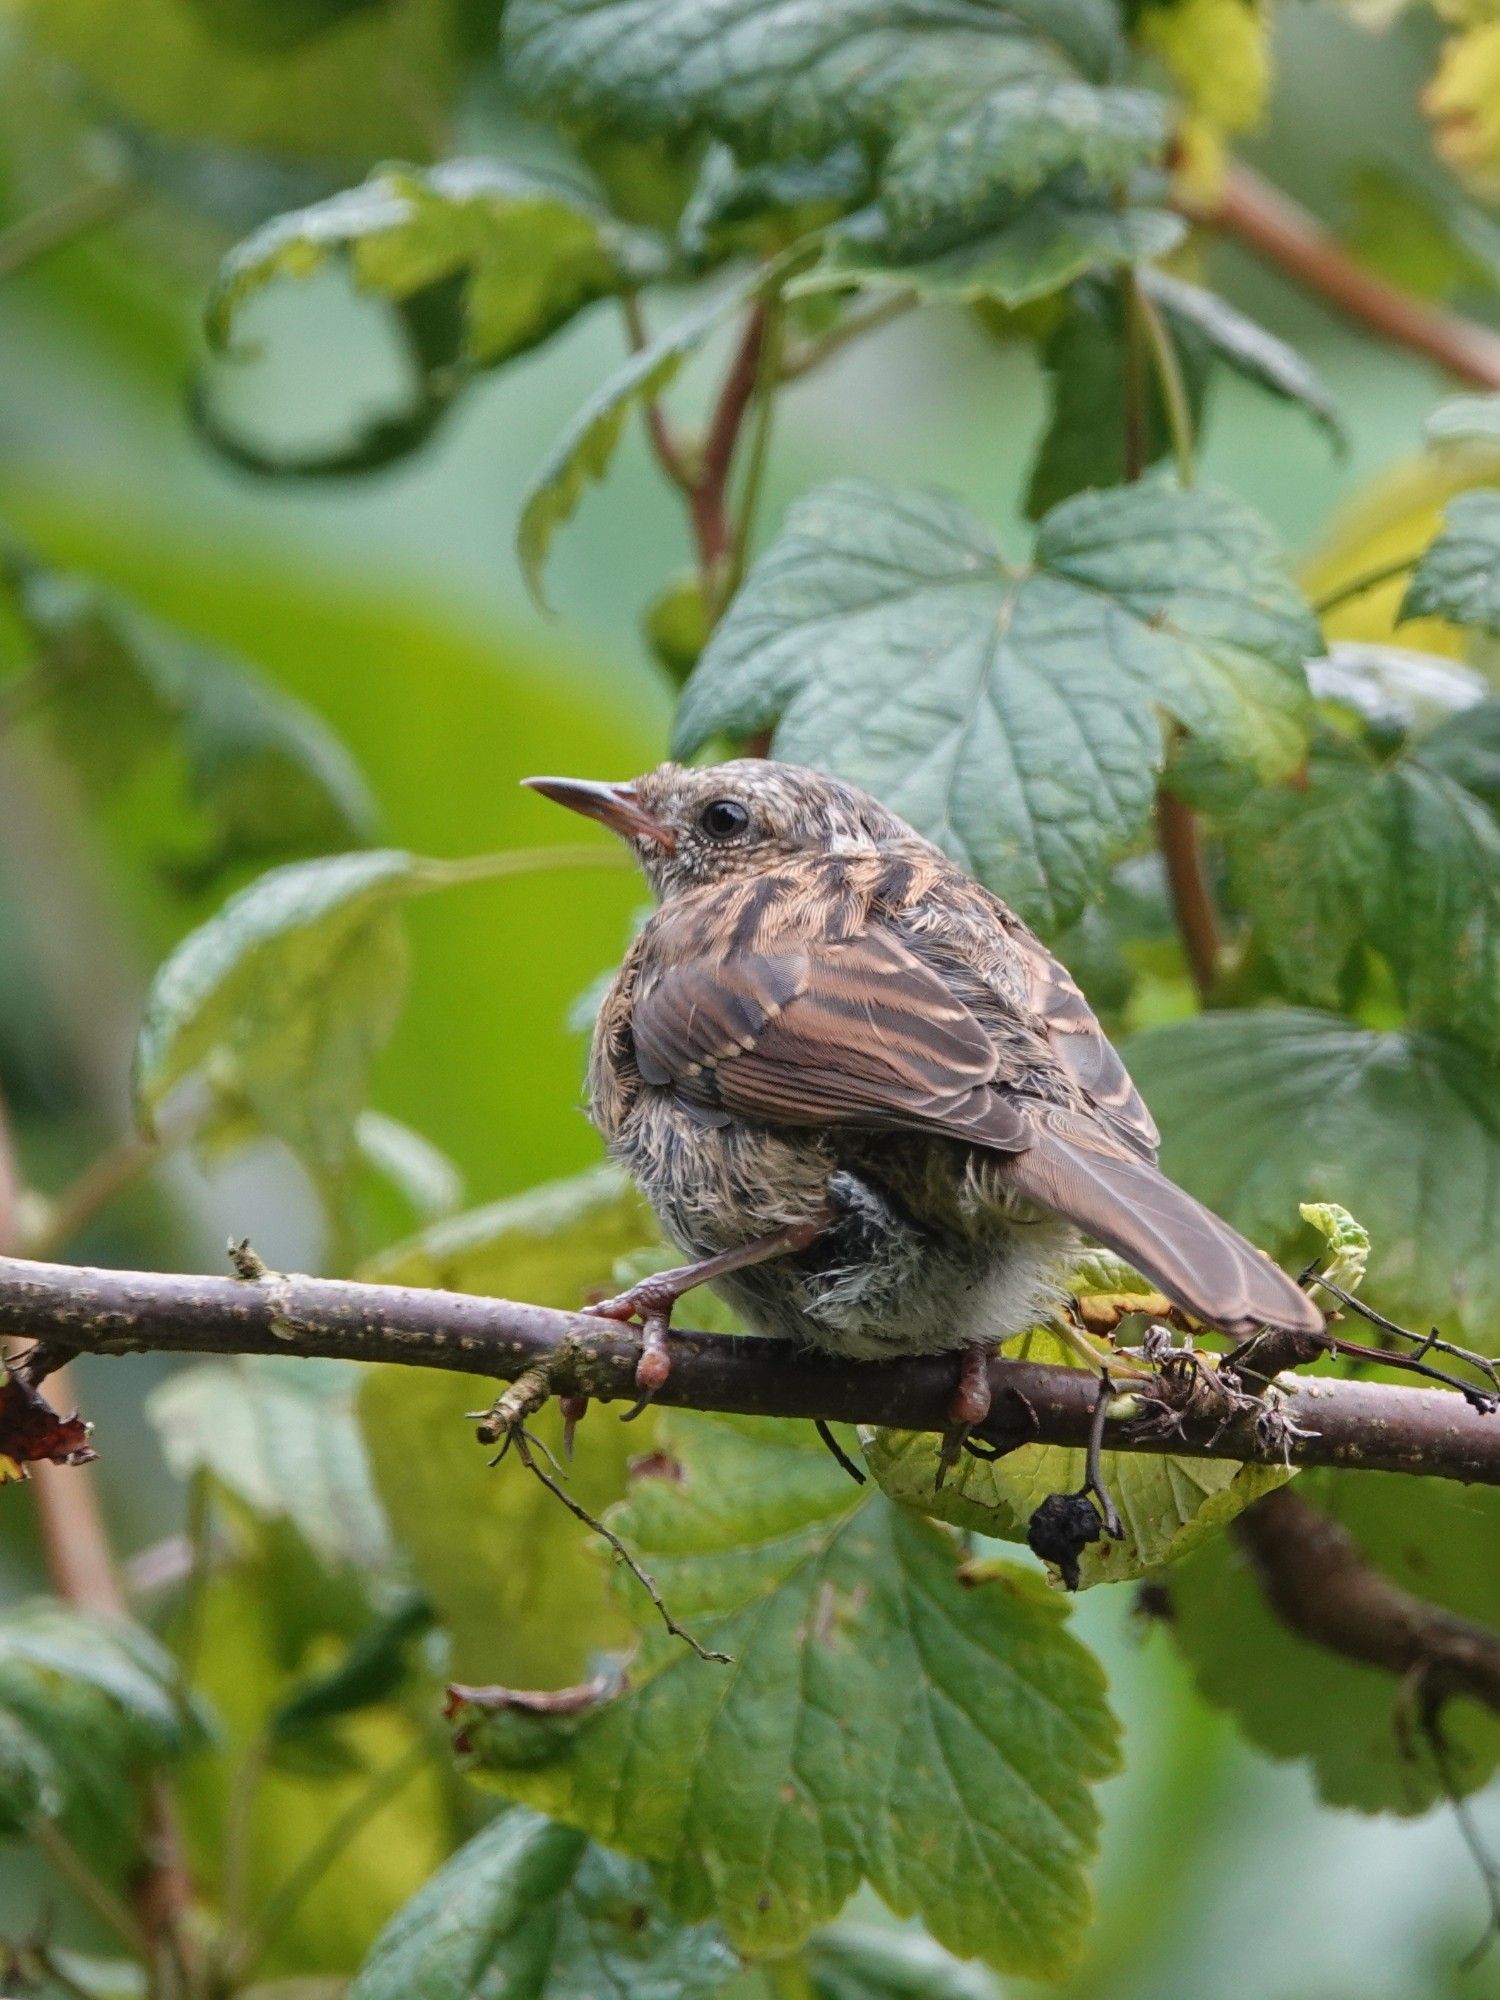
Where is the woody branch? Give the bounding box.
[3,1252,1498,1487]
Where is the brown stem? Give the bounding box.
[620,296,696,498]
[1235,1487,1500,1719]
[3,1252,1497,1485]
[1156,786,1221,1001]
[690,299,770,576]
[1197,163,1500,389]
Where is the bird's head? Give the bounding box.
[523,759,919,898]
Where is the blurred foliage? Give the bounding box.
[2,0,1500,1997]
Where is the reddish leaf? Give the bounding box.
[0,1370,96,1483]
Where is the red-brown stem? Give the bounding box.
[1157,786,1221,1001]
[1235,1487,1500,1719]
[621,297,696,498]
[1199,162,1500,388]
[691,299,770,574]
[0,1096,195,1989]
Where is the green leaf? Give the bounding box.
[1401,488,1500,636]
[149,1355,391,1571]
[2,550,377,885]
[504,0,1161,252]
[355,1111,466,1225]
[796,188,1185,308]
[804,1922,1003,2000]
[675,478,1315,930]
[1169,1473,1500,1811]
[1141,270,1345,449]
[1421,694,1500,812]
[1425,391,1500,448]
[360,1166,655,1687]
[1225,742,1500,1047]
[269,1593,435,1744]
[1124,1008,1500,1344]
[865,1323,1289,1591]
[461,1412,1120,1978]
[1299,1200,1371,1291]
[350,1806,738,2000]
[518,264,785,606]
[181,0,388,56]
[208,160,666,368]
[0,1605,192,1861]
[1025,277,1211,518]
[680,142,871,263]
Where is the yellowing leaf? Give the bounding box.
[1138,0,1271,135]
[1426,23,1500,197]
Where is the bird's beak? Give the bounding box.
[522,776,677,853]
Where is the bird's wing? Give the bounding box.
[1003,1103,1323,1337]
[631,922,1030,1150]
[1011,928,1160,1162]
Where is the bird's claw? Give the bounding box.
[581,1279,682,1419]
[936,1345,993,1489]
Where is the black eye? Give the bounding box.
[699,798,750,840]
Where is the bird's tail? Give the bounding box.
[1006,1108,1323,1339]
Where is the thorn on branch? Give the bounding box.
[227,1237,269,1282]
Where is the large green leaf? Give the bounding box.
[209,160,666,368]
[461,1412,1120,1978]
[149,1355,390,1572]
[1124,1008,1500,1344]
[1401,488,1500,637]
[674,479,1315,930]
[133,849,420,1192]
[0,1605,192,1866]
[1,549,376,886]
[865,1323,1289,1590]
[1227,739,1500,1048]
[504,0,1166,247]
[349,1806,738,2000]
[1169,1474,1500,1812]
[360,1165,655,1687]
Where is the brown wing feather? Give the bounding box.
[1005,1106,1323,1338]
[1013,930,1160,1161]
[632,924,1028,1150]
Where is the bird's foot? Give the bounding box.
[936,1344,993,1488]
[583,1276,682,1419]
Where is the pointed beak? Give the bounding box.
[521,776,677,853]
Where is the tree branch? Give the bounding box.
[1197,163,1500,388]
[1235,1487,1500,1719]
[2,1253,1497,1485]
[691,299,770,575]
[1156,787,1221,1001]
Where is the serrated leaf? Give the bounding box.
[360,1166,655,1686]
[1141,270,1345,448]
[460,1412,1120,1978]
[209,159,665,365]
[1401,488,1500,635]
[0,1605,193,1862]
[349,1806,738,2000]
[134,848,418,1191]
[2,550,376,885]
[1421,694,1500,810]
[1169,1473,1500,1811]
[1124,1008,1500,1344]
[518,272,767,605]
[675,478,1314,930]
[865,1324,1289,1589]
[796,186,1184,308]
[504,0,1164,250]
[149,1355,390,1571]
[1225,741,1500,1047]
[804,1922,1003,2000]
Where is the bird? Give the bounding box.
[525,759,1323,1455]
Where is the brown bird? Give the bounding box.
[527,760,1322,1449]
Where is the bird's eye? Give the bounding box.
[699,798,750,840]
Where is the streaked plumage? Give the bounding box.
[530,760,1322,1367]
